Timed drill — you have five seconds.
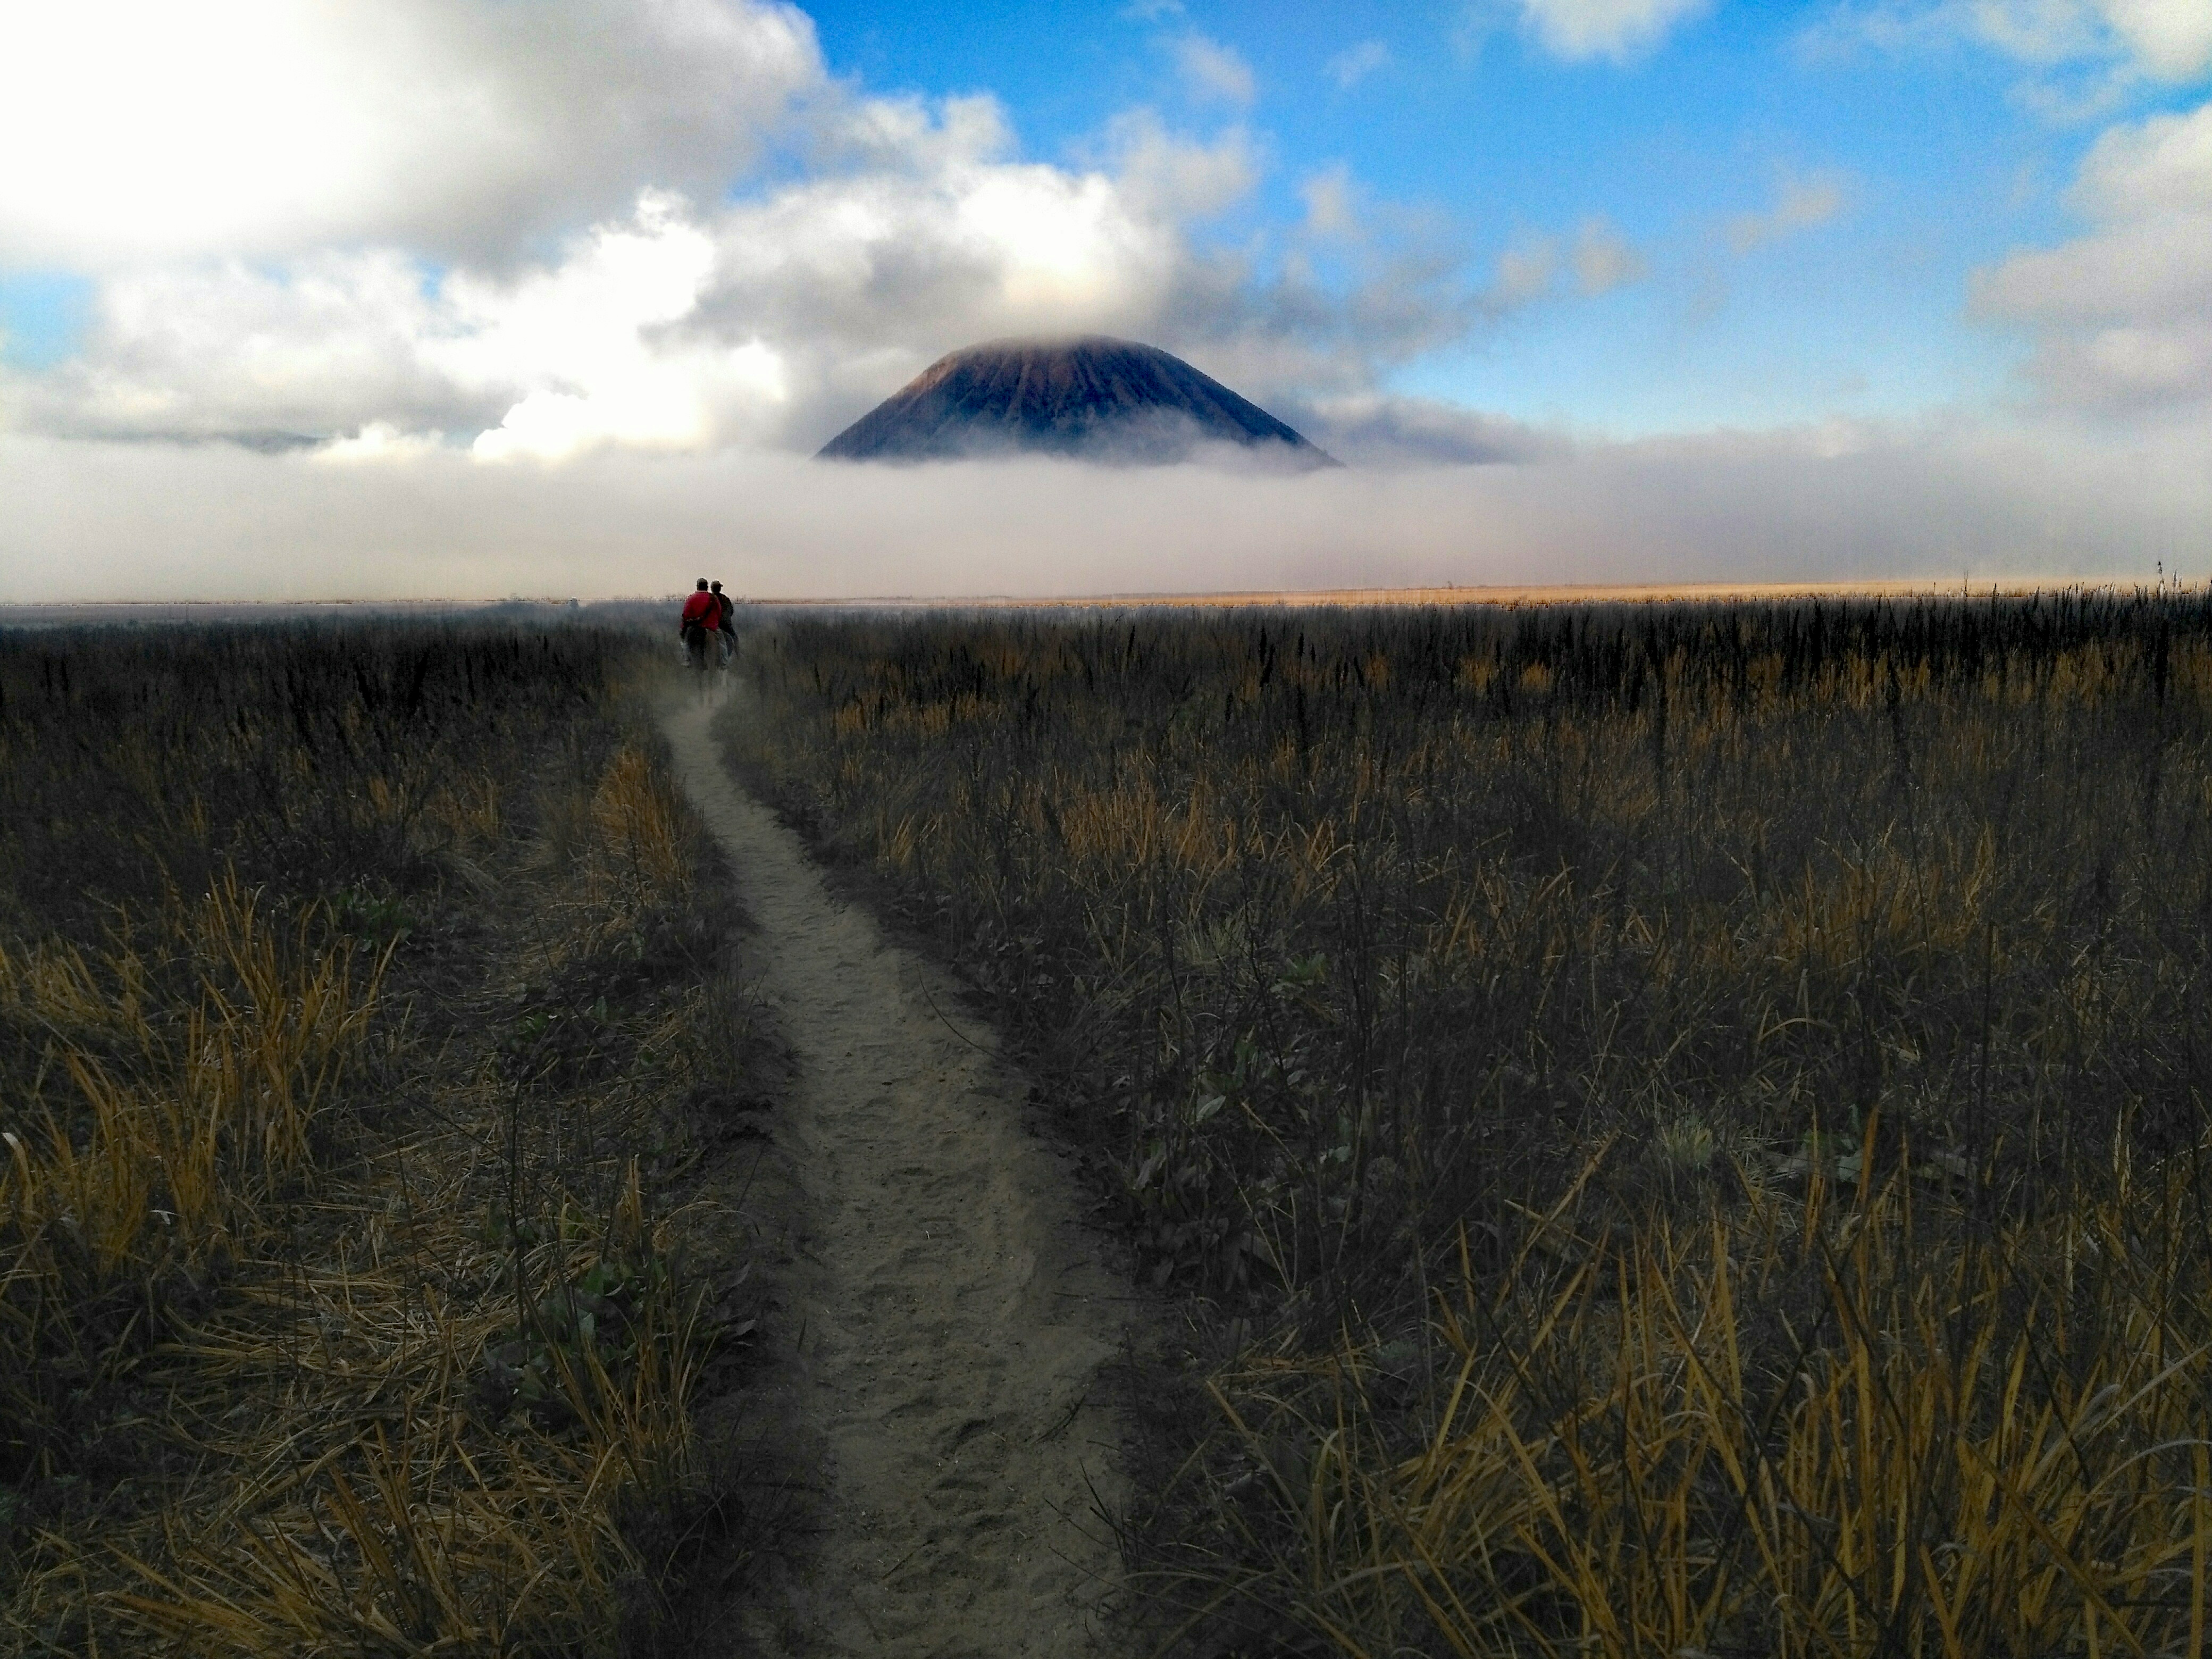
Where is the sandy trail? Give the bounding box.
[661,696,1133,1658]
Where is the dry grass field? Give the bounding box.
[725,588,2212,1657]
[744,580,2031,614]
[1,620,775,1655]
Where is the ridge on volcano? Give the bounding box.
[816,336,1335,467]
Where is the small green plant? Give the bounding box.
[330,885,415,950]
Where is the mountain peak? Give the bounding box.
[816,336,1334,466]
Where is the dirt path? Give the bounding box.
[661,697,1134,1658]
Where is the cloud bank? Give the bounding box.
[3,416,2199,605]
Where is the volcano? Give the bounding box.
[816,336,1334,466]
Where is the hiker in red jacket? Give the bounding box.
[679,579,719,671]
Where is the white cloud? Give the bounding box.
[1326,39,1393,87]
[5,192,795,456]
[2100,0,2212,77]
[1477,217,1649,308]
[1988,0,2212,77]
[456,195,793,462]
[1726,172,1849,253]
[1172,33,1258,103]
[313,422,448,465]
[1101,113,1261,222]
[1492,233,1563,306]
[1974,97,2212,407]
[2071,96,2212,214]
[693,118,1201,429]
[1572,216,1648,292]
[7,250,469,443]
[1515,0,1713,62]
[1301,166,1362,240]
[1808,1,2212,83]
[0,0,823,267]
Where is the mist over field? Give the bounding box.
[3,416,2204,603]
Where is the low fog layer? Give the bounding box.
[3,419,2202,605]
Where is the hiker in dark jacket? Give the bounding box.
[709,581,738,665]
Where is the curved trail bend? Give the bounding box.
[663,699,1133,1658]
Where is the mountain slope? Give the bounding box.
[816,336,1334,466]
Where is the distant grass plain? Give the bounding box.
[7,582,2212,1656]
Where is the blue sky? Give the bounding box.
[789,0,2177,431]
[0,271,91,370]
[1,1,2208,598]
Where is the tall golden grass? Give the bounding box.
[1214,1147,2212,1656]
[727,591,2212,1653]
[1,876,386,1457]
[4,623,757,1655]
